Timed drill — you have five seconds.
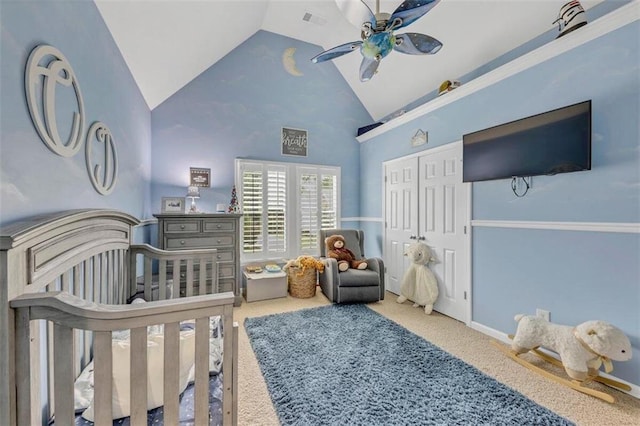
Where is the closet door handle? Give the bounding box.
[409,235,417,240]
[418,236,426,241]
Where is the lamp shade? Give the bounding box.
[186,186,200,198]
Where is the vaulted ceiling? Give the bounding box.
[95,0,604,121]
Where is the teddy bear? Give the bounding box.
[325,234,367,272]
[396,242,439,314]
[511,314,632,381]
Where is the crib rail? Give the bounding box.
[11,291,237,426]
[130,244,220,301]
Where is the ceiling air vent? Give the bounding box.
[302,12,327,26]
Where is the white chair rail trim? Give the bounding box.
[471,220,640,234]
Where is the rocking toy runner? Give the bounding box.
[492,314,632,403]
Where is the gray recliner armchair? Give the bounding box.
[318,229,384,303]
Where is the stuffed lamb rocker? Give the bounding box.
[511,315,632,381]
[396,242,439,314]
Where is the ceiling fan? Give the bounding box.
[311,0,443,82]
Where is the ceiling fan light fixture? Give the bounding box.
[312,0,443,81]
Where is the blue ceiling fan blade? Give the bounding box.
[388,0,441,30]
[311,41,363,63]
[335,0,376,30]
[393,33,442,55]
[359,57,380,82]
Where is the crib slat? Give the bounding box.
[163,322,180,425]
[93,254,101,303]
[73,264,83,378]
[83,260,93,367]
[15,308,32,426]
[172,259,180,299]
[101,253,108,303]
[53,323,74,426]
[223,305,235,424]
[186,259,194,297]
[94,331,113,426]
[159,259,167,300]
[199,258,207,295]
[130,327,148,426]
[144,256,152,301]
[195,317,209,424]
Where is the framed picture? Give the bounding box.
[190,167,210,187]
[161,197,185,213]
[281,127,308,157]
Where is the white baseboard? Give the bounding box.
[470,321,640,399]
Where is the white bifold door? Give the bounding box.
[384,142,470,324]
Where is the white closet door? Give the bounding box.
[384,157,418,295]
[418,143,469,323]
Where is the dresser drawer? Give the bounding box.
[203,219,236,232]
[218,278,235,294]
[213,248,235,263]
[218,262,235,279]
[165,235,234,249]
[164,220,200,233]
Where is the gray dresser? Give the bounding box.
[154,213,242,306]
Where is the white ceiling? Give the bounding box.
[95,0,604,121]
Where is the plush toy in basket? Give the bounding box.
[325,234,367,272]
[283,256,324,298]
[396,242,439,314]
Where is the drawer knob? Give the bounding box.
[180,240,185,245]
[181,273,185,278]
[217,255,222,259]
[216,224,221,229]
[217,239,221,243]
[180,225,185,230]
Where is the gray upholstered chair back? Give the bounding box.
[319,229,365,259]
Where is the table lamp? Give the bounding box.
[186,185,200,213]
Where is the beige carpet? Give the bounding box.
[233,289,639,426]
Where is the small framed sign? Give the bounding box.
[281,127,308,157]
[190,167,210,187]
[161,197,185,213]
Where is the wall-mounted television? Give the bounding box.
[462,100,591,182]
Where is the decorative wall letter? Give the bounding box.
[24,44,119,195]
[25,45,85,157]
[85,122,118,195]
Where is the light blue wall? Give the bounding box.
[360,22,640,385]
[150,30,372,218]
[0,0,151,227]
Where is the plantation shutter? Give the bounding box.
[241,166,264,253]
[266,168,287,253]
[321,174,337,229]
[299,172,319,251]
[237,159,339,260]
[298,167,339,255]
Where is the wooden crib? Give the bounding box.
[0,209,238,425]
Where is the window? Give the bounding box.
[236,159,340,261]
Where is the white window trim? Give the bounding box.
[235,159,341,262]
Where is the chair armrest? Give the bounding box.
[318,258,339,302]
[365,257,385,297]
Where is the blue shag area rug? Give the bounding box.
[244,304,574,426]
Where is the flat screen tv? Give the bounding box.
[462,100,591,182]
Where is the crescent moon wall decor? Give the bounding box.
[282,47,304,77]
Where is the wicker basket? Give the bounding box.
[287,266,317,298]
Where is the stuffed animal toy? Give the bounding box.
[283,255,324,276]
[396,242,439,314]
[511,315,632,381]
[324,234,367,272]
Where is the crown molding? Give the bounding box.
[357,1,639,143]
